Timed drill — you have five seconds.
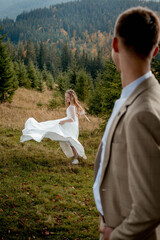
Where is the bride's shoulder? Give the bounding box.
[68,104,76,108]
[67,105,75,112]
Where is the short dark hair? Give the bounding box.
[115,7,160,57]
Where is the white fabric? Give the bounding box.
[93,71,153,215]
[20,105,87,159]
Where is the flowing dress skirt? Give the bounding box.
[20,117,87,159]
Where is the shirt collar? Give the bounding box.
[121,71,152,99]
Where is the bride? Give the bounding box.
[20,89,87,164]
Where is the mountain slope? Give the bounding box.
[0,0,73,20]
[1,0,160,45]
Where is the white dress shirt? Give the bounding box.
[93,71,153,215]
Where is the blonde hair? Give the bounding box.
[65,89,84,115]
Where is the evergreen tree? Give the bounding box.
[17,41,24,61]
[75,69,93,102]
[42,64,48,82]
[61,42,72,72]
[47,43,61,76]
[36,67,44,92]
[27,60,38,89]
[0,31,18,103]
[57,72,70,94]
[15,61,30,88]
[42,64,54,90]
[38,41,48,70]
[6,39,16,60]
[100,60,121,114]
[67,67,77,89]
[24,40,37,65]
[87,79,103,115]
[88,60,121,116]
[46,72,54,90]
[34,40,39,64]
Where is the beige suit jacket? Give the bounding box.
[95,76,160,240]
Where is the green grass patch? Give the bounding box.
[0,126,101,239]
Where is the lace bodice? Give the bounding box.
[66,105,78,122]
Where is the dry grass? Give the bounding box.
[0,87,102,239]
[0,87,102,132]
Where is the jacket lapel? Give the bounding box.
[99,75,158,184]
[100,105,127,183]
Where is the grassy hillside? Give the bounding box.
[0,87,103,239]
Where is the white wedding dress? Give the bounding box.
[20,105,87,159]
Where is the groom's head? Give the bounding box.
[114,6,160,58]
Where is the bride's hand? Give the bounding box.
[59,121,65,125]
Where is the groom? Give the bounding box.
[93,6,160,240]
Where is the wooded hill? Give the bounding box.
[1,0,160,47]
[0,0,72,20]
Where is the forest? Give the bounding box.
[0,0,160,117]
[1,0,160,46]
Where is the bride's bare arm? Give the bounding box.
[59,119,73,125]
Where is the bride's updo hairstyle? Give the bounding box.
[65,89,85,115]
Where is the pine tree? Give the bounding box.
[61,42,72,72]
[57,72,70,94]
[36,67,44,92]
[27,60,38,89]
[25,40,37,65]
[88,60,121,116]
[0,31,18,103]
[75,69,93,102]
[42,64,48,82]
[42,65,54,90]
[46,72,54,90]
[47,43,60,77]
[38,41,48,70]
[15,61,30,88]
[17,41,24,61]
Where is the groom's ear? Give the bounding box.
[112,37,119,53]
